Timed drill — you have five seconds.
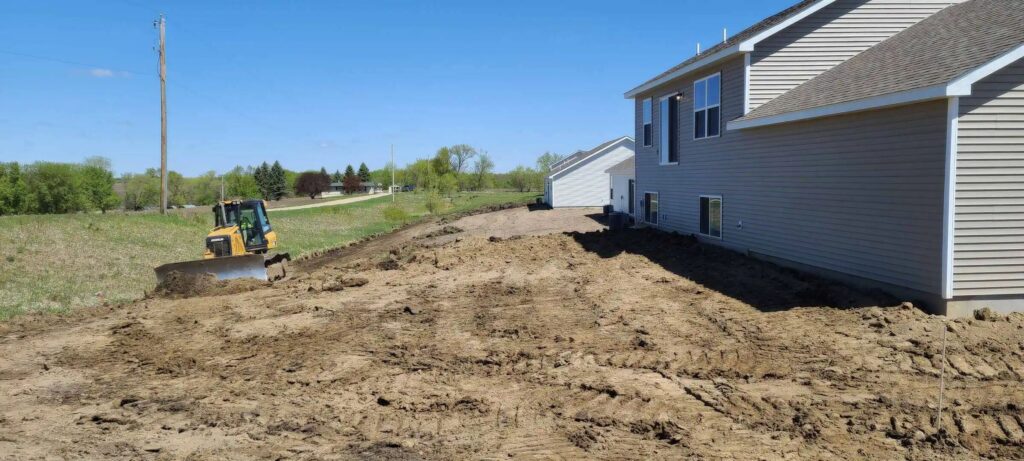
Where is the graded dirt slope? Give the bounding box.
[2,207,1023,460]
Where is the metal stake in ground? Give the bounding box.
[936,317,948,435]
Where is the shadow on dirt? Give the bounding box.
[569,228,897,312]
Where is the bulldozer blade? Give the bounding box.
[154,254,270,284]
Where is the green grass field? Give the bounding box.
[0,191,537,320]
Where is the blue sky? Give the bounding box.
[0,0,792,176]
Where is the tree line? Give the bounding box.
[0,157,119,215]
[0,149,567,216]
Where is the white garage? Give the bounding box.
[606,155,635,216]
[544,136,635,208]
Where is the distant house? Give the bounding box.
[606,156,635,216]
[544,136,635,208]
[319,181,385,198]
[624,0,1024,315]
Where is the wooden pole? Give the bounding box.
[391,144,395,202]
[158,15,168,214]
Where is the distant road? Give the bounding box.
[268,192,392,212]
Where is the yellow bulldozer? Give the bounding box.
[154,199,290,283]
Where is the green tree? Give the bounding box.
[167,171,186,207]
[122,173,160,210]
[187,171,221,205]
[270,161,287,200]
[438,173,458,198]
[357,162,371,182]
[432,147,452,177]
[344,164,356,180]
[536,151,565,175]
[405,159,436,191]
[23,162,88,214]
[0,162,28,215]
[332,169,343,182]
[507,166,538,192]
[472,153,494,191]
[80,157,120,213]
[225,166,259,199]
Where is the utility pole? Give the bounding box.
[156,14,168,214]
[391,144,395,203]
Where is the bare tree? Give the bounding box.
[449,144,478,174]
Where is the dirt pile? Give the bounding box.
[152,271,268,298]
[2,208,1023,460]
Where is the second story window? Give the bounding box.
[642,98,653,147]
[660,95,679,164]
[694,73,721,139]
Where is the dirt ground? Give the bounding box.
[2,206,1024,460]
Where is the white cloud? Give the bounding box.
[89,68,115,78]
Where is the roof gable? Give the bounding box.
[548,136,635,181]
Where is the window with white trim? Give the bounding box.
[694,73,721,139]
[660,95,679,164]
[642,98,652,147]
[699,195,722,238]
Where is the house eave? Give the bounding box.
[624,45,740,99]
[623,0,837,99]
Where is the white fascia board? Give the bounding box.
[947,43,1024,95]
[728,84,950,130]
[737,0,836,52]
[623,45,739,99]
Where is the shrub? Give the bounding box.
[383,205,409,223]
[425,192,445,215]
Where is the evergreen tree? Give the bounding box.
[320,167,328,176]
[344,164,356,180]
[253,162,272,200]
[331,170,343,182]
[357,162,371,182]
[270,161,287,200]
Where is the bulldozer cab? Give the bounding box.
[214,200,271,251]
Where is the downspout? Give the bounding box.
[941,97,959,300]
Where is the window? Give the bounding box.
[644,192,659,225]
[694,73,721,139]
[642,98,652,147]
[699,195,722,238]
[660,95,679,164]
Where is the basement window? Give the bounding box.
[694,73,721,139]
[699,195,722,238]
[642,98,653,147]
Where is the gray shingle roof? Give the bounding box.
[628,0,820,94]
[737,0,1024,122]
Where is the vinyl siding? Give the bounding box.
[749,0,963,111]
[954,58,1024,297]
[550,144,635,208]
[634,56,946,295]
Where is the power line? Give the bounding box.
[0,49,152,76]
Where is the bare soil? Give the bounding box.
[2,207,1024,460]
